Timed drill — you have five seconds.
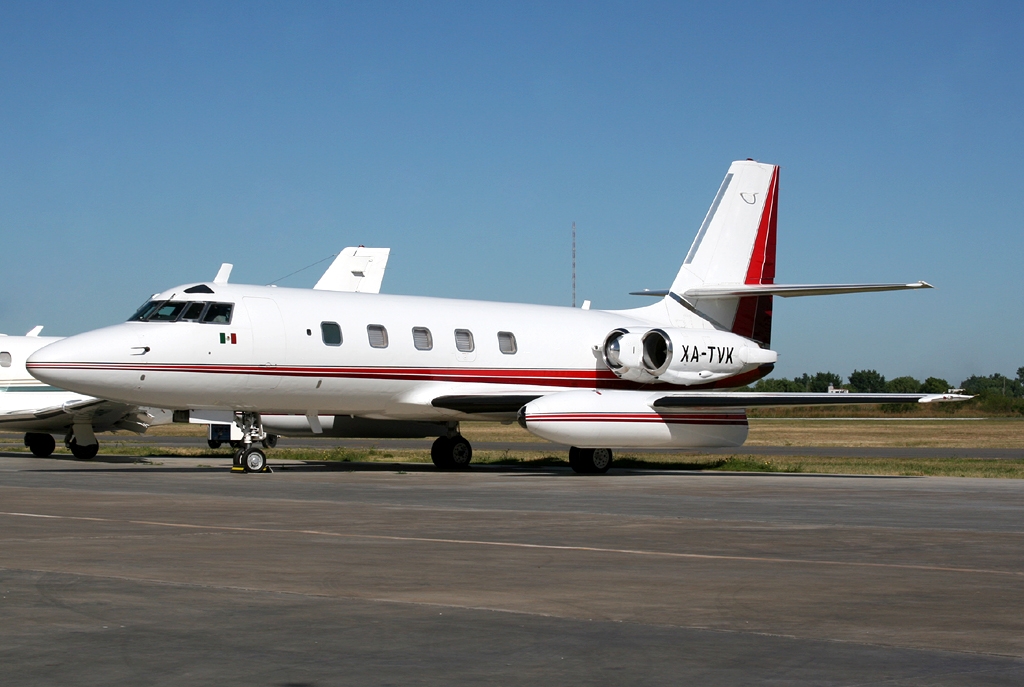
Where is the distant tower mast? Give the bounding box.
[572,221,576,308]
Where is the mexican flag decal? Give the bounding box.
[219,333,237,344]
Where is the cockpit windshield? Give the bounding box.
[201,303,233,324]
[149,301,189,321]
[127,300,233,324]
[128,301,163,321]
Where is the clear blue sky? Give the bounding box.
[2,2,1021,385]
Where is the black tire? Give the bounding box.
[68,438,99,460]
[232,447,245,467]
[568,446,588,474]
[449,436,472,469]
[262,434,278,449]
[25,433,56,458]
[569,447,612,474]
[431,436,453,469]
[207,439,223,449]
[243,447,267,473]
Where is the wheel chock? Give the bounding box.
[230,466,245,473]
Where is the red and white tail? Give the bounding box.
[670,160,779,347]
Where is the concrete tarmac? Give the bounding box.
[2,452,1024,685]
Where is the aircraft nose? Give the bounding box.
[26,326,134,399]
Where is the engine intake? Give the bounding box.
[602,327,777,386]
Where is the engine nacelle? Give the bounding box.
[519,390,748,449]
[602,327,777,386]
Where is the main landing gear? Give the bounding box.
[230,412,272,474]
[431,424,473,469]
[24,432,56,457]
[568,447,613,474]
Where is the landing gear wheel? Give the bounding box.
[431,436,453,469]
[569,447,613,474]
[68,438,99,460]
[431,436,473,470]
[207,439,223,449]
[449,436,472,469]
[262,434,278,449]
[243,447,268,473]
[25,433,56,457]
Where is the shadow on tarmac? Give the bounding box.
[0,451,916,479]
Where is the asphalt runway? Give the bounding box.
[3,432,1021,459]
[2,452,1024,685]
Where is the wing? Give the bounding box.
[651,391,970,408]
[314,247,391,293]
[0,398,148,433]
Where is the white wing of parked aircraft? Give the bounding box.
[314,246,390,293]
[26,160,970,473]
[0,329,170,458]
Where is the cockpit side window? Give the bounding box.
[0,352,11,368]
[202,303,234,324]
[128,300,163,322]
[148,301,189,321]
[179,302,207,321]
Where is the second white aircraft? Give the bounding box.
[26,160,967,473]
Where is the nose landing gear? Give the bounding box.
[230,412,273,473]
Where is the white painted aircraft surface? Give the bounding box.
[1,248,383,458]
[27,161,969,473]
[194,247,393,447]
[0,328,171,458]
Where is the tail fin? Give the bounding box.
[670,160,779,347]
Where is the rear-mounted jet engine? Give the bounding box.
[601,328,777,386]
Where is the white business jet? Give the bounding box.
[1,248,387,459]
[0,327,170,458]
[26,160,968,474]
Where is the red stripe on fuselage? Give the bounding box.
[26,361,775,391]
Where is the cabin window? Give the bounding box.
[454,329,474,353]
[179,302,207,321]
[149,301,189,321]
[367,325,389,348]
[201,303,234,324]
[321,322,342,346]
[128,300,163,321]
[412,327,433,351]
[0,352,10,368]
[497,331,517,354]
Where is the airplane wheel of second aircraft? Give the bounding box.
[68,438,99,460]
[25,433,56,457]
[243,448,268,473]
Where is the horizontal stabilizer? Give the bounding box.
[631,282,933,299]
[651,392,970,408]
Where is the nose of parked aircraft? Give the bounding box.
[26,326,135,400]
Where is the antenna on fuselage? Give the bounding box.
[572,221,576,308]
[213,263,233,284]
